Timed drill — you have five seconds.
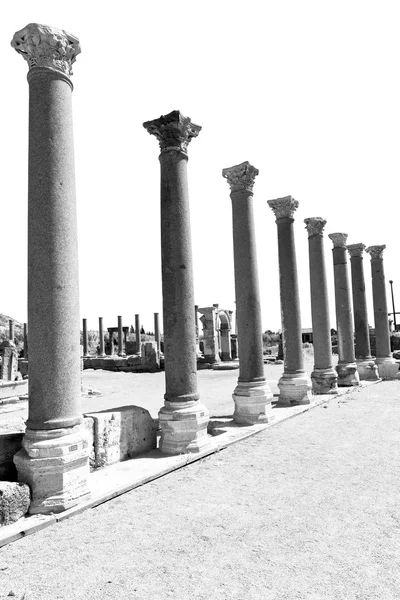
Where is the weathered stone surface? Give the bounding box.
[232,381,275,424]
[140,342,160,371]
[278,373,313,405]
[0,380,28,400]
[14,425,90,515]
[356,359,380,381]
[310,367,339,394]
[83,417,95,469]
[158,402,209,454]
[0,482,30,525]
[0,342,18,382]
[85,406,157,468]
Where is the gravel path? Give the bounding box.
[0,380,399,599]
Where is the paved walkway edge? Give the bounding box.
[0,380,381,547]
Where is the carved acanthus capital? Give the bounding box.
[222,161,259,194]
[11,23,80,77]
[366,245,386,259]
[328,232,348,248]
[267,196,299,220]
[347,243,366,258]
[304,217,327,237]
[143,110,201,156]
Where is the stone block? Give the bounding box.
[140,342,160,370]
[0,482,30,525]
[84,406,157,469]
[0,380,28,400]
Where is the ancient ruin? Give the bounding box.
[222,161,274,424]
[328,233,360,387]
[268,196,312,404]
[12,23,90,514]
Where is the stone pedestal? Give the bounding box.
[0,341,18,381]
[11,23,89,513]
[98,317,105,357]
[304,218,338,394]
[268,196,312,404]
[223,162,274,423]
[198,306,221,363]
[143,110,209,453]
[347,244,379,381]
[135,314,141,357]
[82,318,88,357]
[328,233,359,386]
[366,245,398,378]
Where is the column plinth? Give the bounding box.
[304,218,338,394]
[347,244,379,381]
[223,162,274,424]
[328,233,359,386]
[366,245,399,378]
[268,197,312,404]
[11,23,89,513]
[144,110,209,453]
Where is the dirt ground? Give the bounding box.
[0,377,399,599]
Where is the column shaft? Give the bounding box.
[117,315,123,356]
[366,246,398,377]
[268,197,312,404]
[329,234,359,386]
[12,23,89,514]
[82,319,88,356]
[223,162,273,423]
[347,244,379,381]
[143,110,209,454]
[305,218,338,394]
[135,314,141,356]
[98,317,105,356]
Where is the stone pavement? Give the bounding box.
[0,379,399,599]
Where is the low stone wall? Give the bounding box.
[84,342,160,373]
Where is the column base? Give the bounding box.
[277,372,313,405]
[232,380,275,425]
[158,401,210,455]
[311,367,338,395]
[13,424,90,515]
[356,358,380,381]
[336,362,360,386]
[375,356,399,378]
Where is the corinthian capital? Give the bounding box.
[304,217,326,237]
[222,162,259,194]
[328,232,348,248]
[366,245,386,259]
[143,110,201,156]
[267,196,298,220]
[347,243,366,258]
[11,23,80,77]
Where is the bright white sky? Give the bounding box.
[2,1,399,334]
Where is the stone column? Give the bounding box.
[347,244,379,380]
[11,23,89,513]
[23,323,28,360]
[9,320,14,343]
[328,233,359,386]
[154,312,161,358]
[223,161,274,423]
[117,315,124,356]
[108,329,114,355]
[143,110,209,453]
[82,319,88,357]
[267,196,312,404]
[135,314,141,357]
[198,307,221,363]
[365,245,398,378]
[304,218,338,394]
[98,317,105,357]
